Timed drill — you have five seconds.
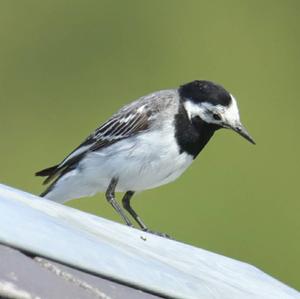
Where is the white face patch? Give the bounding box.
[183,94,241,128]
[222,94,241,128]
[183,100,207,120]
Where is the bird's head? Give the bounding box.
[179,80,255,144]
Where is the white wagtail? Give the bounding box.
[36,80,255,237]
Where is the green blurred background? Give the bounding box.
[0,0,299,290]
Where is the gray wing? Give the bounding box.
[36,95,163,185]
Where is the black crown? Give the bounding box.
[179,80,232,107]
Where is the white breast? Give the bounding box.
[81,125,193,192]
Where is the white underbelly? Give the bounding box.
[82,130,193,192]
[45,129,193,202]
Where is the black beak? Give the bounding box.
[233,124,256,144]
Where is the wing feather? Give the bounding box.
[36,103,154,185]
[36,89,177,189]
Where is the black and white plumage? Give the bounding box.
[36,80,255,237]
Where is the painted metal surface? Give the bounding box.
[0,184,298,299]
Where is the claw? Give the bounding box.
[143,228,172,239]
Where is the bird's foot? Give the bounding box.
[142,228,171,239]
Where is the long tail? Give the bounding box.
[36,164,60,184]
[35,164,60,195]
[36,165,58,177]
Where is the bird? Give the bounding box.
[36,80,255,238]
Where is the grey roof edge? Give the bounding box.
[0,243,166,299]
[0,183,299,299]
[0,242,172,299]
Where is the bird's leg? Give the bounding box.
[122,191,147,230]
[122,191,171,239]
[105,178,133,227]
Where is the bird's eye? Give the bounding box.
[212,113,221,121]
